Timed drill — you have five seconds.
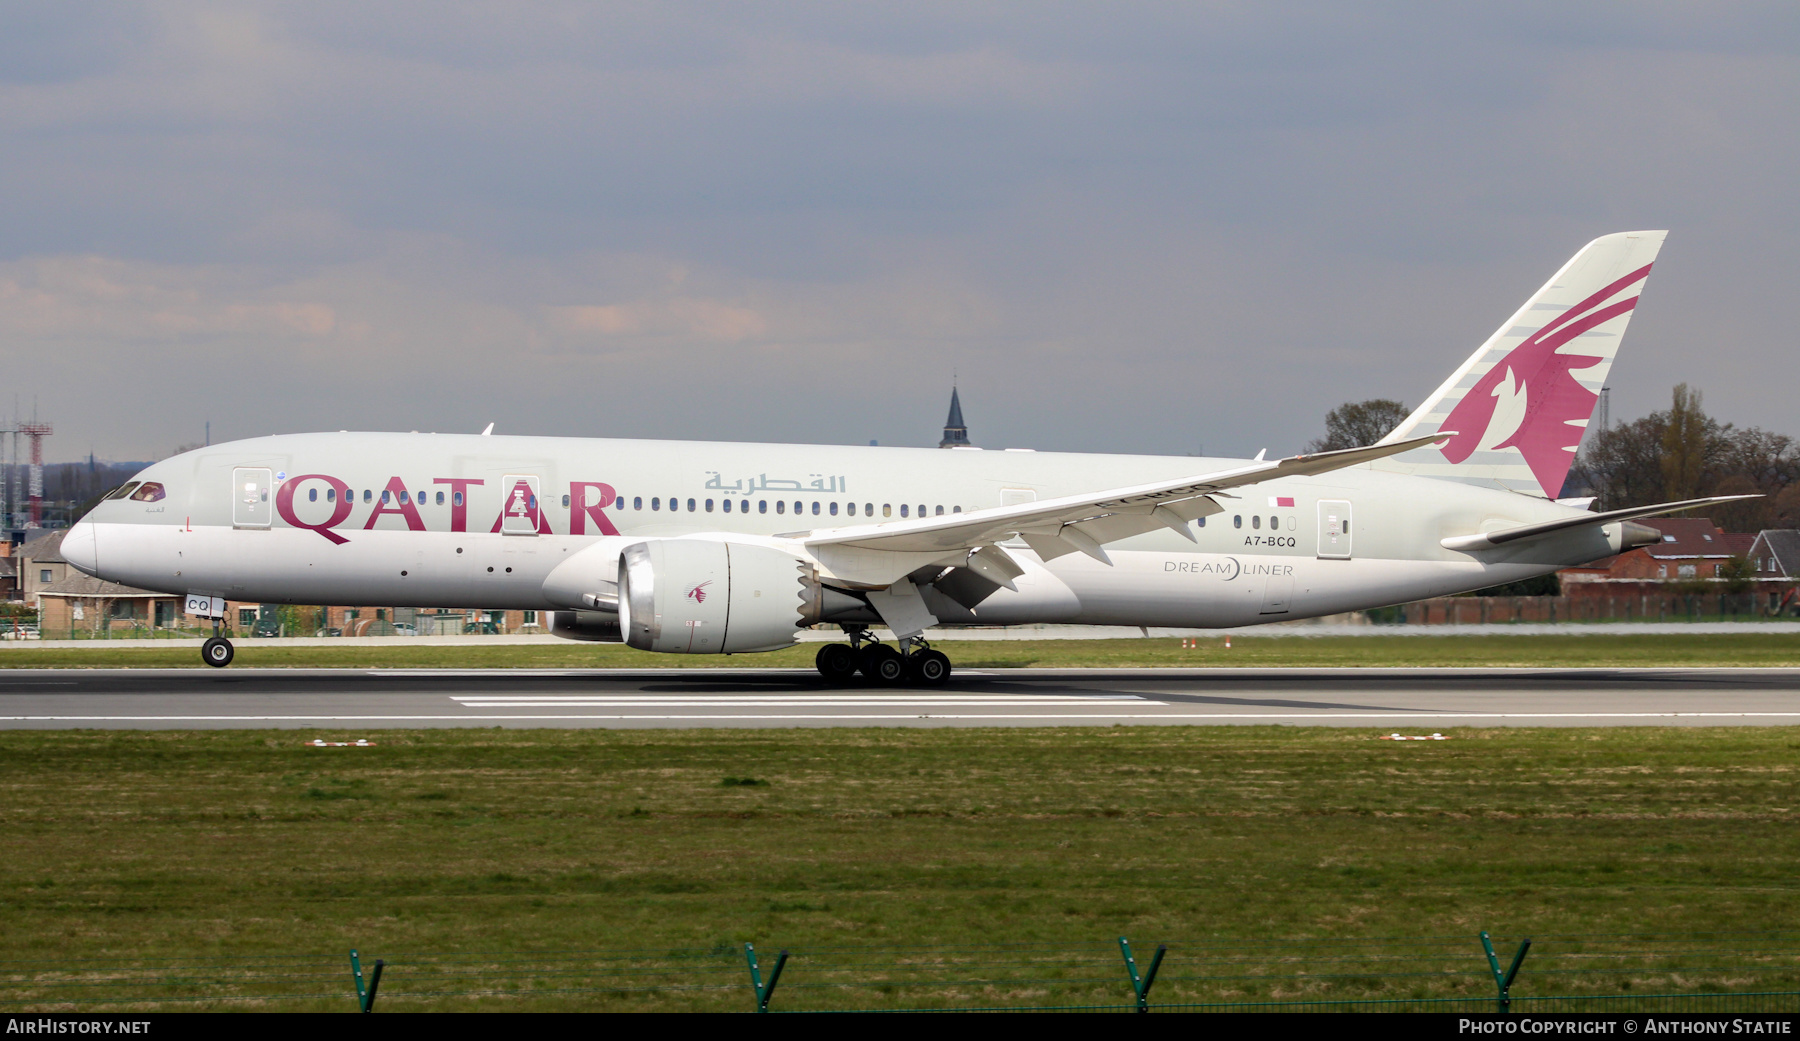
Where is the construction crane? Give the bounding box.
[0,410,52,531]
[18,420,51,528]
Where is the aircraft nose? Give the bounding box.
[62,521,99,577]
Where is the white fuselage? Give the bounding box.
[68,431,1618,634]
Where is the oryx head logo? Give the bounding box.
[685,580,712,604]
[1437,262,1652,497]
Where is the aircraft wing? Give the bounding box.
[788,432,1452,565]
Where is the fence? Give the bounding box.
[6,932,1800,1013]
[1368,592,1790,626]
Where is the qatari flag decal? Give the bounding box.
[1268,496,1295,508]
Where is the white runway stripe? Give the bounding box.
[9,711,1800,722]
[449,695,1155,706]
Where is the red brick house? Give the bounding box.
[1560,517,1754,597]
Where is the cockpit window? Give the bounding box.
[104,482,141,501]
[129,482,166,503]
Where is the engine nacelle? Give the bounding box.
[548,610,623,643]
[617,539,820,654]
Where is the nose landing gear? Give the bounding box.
[812,627,952,686]
[202,619,234,668]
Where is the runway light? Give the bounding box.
[1379,733,1448,741]
[307,739,377,747]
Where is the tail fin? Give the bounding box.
[1375,230,1667,498]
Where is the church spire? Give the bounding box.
[938,386,971,448]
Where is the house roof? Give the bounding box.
[1751,530,1800,577]
[37,574,172,599]
[0,558,14,579]
[1720,533,1757,557]
[17,529,66,564]
[1640,517,1736,559]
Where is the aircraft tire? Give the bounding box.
[858,644,906,685]
[908,650,952,686]
[815,643,859,682]
[202,637,235,668]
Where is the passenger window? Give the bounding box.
[722,499,732,513]
[846,502,855,516]
[561,494,570,508]
[812,501,821,516]
[455,491,465,507]
[901,504,909,518]
[883,504,892,517]
[105,482,140,501]
[759,500,768,514]
[1233,515,1242,528]
[633,497,642,510]
[776,501,786,514]
[436,491,444,505]
[1196,516,1205,527]
[829,502,838,516]
[363,489,372,503]
[706,499,714,512]
[1270,515,1278,529]
[1252,515,1261,529]
[652,497,661,511]
[953,506,962,513]
[865,503,873,515]
[327,488,336,502]
[308,488,318,502]
[687,498,696,512]
[918,505,927,517]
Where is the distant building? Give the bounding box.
[1749,530,1800,583]
[938,387,972,448]
[37,574,182,634]
[16,530,73,606]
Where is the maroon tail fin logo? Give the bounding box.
[1438,263,1652,497]
[685,580,712,604]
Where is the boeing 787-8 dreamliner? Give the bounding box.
[62,231,1747,682]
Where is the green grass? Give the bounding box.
[3,726,1799,1010]
[0,632,1797,669]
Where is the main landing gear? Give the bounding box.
[202,620,234,668]
[813,628,951,687]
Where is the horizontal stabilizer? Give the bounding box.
[1440,495,1760,552]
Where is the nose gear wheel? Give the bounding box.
[202,636,234,668]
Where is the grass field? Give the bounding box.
[3,725,1800,1010]
[0,632,1797,670]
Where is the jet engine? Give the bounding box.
[616,538,864,654]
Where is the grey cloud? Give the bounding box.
[1,2,1796,461]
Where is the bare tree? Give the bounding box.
[1305,399,1411,453]
[1661,383,1709,501]
[1572,383,1799,523]
[1572,413,1671,511]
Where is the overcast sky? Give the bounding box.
[3,2,1796,462]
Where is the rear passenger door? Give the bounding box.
[1317,499,1351,559]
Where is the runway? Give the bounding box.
[3,667,1800,728]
